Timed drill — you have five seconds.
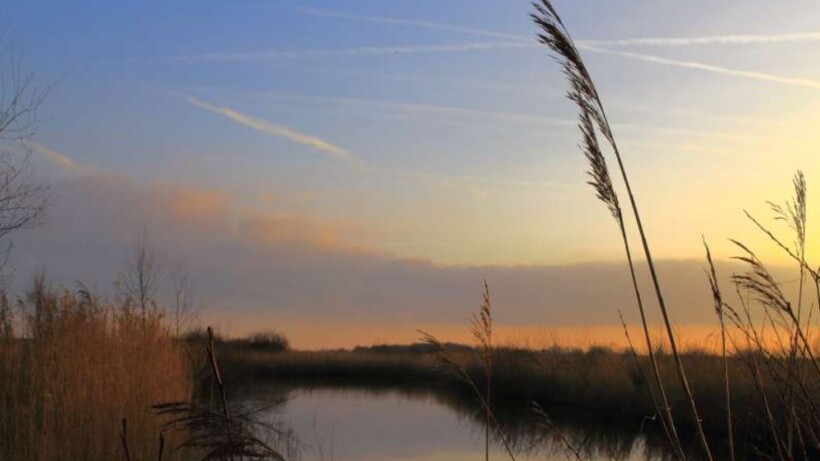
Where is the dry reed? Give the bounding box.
[531,1,707,458]
[0,276,193,461]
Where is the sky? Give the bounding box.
[2,1,819,348]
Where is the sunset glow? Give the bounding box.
[5,0,820,346]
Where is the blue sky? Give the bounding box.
[3,1,820,345]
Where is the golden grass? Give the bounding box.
[0,281,193,461]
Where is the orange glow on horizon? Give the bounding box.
[204,313,736,352]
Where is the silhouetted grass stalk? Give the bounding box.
[704,240,735,461]
[154,325,288,461]
[472,280,493,461]
[531,2,707,458]
[421,282,517,461]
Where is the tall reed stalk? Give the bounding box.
[704,240,735,461]
[154,325,289,461]
[531,2,710,458]
[473,280,494,461]
[421,282,516,461]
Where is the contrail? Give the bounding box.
[181,95,360,163]
[171,42,531,63]
[387,169,575,190]
[580,32,820,47]
[29,142,94,174]
[579,44,820,89]
[287,7,820,89]
[181,94,570,189]
[292,6,820,48]
[250,91,574,128]
[293,6,529,42]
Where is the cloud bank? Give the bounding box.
[10,171,795,348]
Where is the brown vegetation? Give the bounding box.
[0,277,193,461]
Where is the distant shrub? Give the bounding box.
[245,331,290,351]
[183,326,223,344]
[353,342,473,354]
[587,345,614,356]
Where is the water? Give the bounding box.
[239,384,678,461]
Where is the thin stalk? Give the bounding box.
[618,222,684,460]
[531,3,711,457]
[618,310,680,458]
[120,418,132,461]
[604,113,713,461]
[157,431,165,461]
[738,286,787,461]
[207,326,233,461]
[704,240,734,461]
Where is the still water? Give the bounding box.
[240,385,678,461]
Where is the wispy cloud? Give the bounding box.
[181,94,570,189]
[29,142,95,174]
[385,168,575,191]
[171,42,531,63]
[287,7,820,90]
[292,6,529,42]
[580,32,820,47]
[292,6,820,49]
[579,44,820,89]
[245,91,574,129]
[181,95,359,163]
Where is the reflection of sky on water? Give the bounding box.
[243,386,659,461]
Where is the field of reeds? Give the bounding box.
[0,276,194,461]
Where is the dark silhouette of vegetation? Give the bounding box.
[0,36,51,278]
[533,1,820,458]
[154,327,292,461]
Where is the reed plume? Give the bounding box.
[722,171,820,458]
[472,280,493,461]
[420,281,516,461]
[531,2,712,458]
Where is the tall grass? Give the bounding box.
[421,282,517,460]
[0,276,193,461]
[531,3,699,458]
[532,1,820,458]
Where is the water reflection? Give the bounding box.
[237,383,689,461]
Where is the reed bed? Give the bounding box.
[0,277,193,461]
[218,343,795,439]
